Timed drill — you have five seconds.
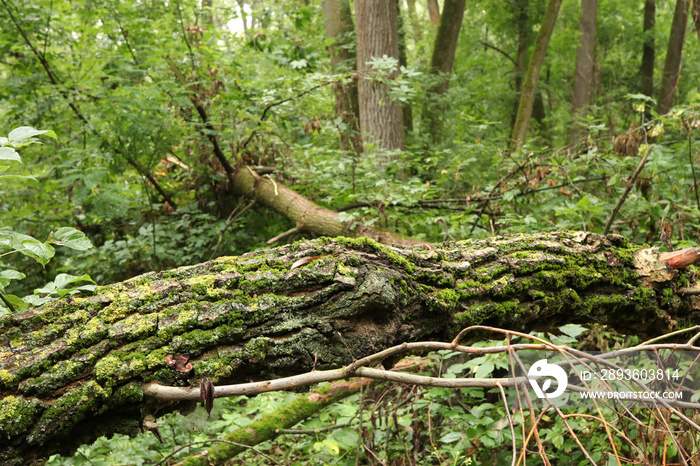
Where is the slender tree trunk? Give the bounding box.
[512,0,530,129]
[322,0,362,153]
[397,0,414,133]
[427,0,440,26]
[570,0,598,143]
[422,0,466,142]
[572,0,597,114]
[1,232,695,464]
[693,0,700,41]
[640,0,656,98]
[510,0,562,151]
[355,0,405,154]
[657,0,689,115]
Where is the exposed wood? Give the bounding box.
[229,166,417,245]
[2,232,699,464]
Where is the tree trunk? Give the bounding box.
[397,0,414,134]
[512,0,530,129]
[422,0,467,142]
[1,231,697,464]
[571,0,597,138]
[322,0,362,153]
[510,0,562,151]
[693,0,700,42]
[641,0,656,98]
[355,0,405,155]
[657,0,690,115]
[427,0,440,26]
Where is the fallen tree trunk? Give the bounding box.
[1,231,698,464]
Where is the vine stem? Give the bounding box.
[603,145,652,235]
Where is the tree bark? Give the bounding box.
[657,0,690,115]
[397,0,414,134]
[510,0,562,151]
[321,0,362,153]
[426,0,440,26]
[512,0,529,129]
[422,0,467,143]
[1,231,698,464]
[355,0,405,155]
[641,0,656,98]
[693,0,700,41]
[571,0,597,126]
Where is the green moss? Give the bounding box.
[186,274,219,297]
[97,299,132,324]
[94,355,124,384]
[108,313,157,340]
[0,369,14,389]
[332,236,416,273]
[435,288,459,308]
[0,396,43,438]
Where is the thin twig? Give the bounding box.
[165,56,235,178]
[480,41,517,65]
[174,0,196,71]
[604,145,652,235]
[208,200,256,260]
[241,82,332,150]
[266,226,302,246]
[470,151,534,234]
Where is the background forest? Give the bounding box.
[2,0,700,464]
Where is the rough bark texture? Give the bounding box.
[321,0,362,153]
[572,0,597,117]
[510,0,562,150]
[1,231,699,464]
[657,0,689,115]
[355,0,405,154]
[641,0,656,98]
[422,0,466,142]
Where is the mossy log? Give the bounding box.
[1,232,698,464]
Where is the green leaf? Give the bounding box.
[0,269,26,287]
[0,146,20,162]
[559,324,588,338]
[8,126,57,146]
[50,227,95,251]
[439,432,463,443]
[3,293,27,310]
[12,236,56,266]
